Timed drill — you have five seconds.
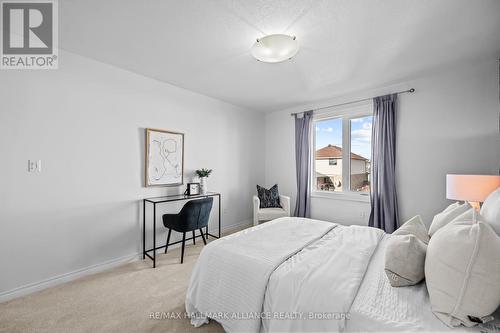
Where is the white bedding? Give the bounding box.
[186,217,500,333]
[262,224,384,332]
[186,217,336,333]
[349,235,452,332]
[348,236,500,333]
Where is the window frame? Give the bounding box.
[311,101,372,202]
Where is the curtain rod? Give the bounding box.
[290,88,415,117]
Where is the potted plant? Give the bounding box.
[196,168,212,194]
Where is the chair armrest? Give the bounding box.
[162,213,180,229]
[253,195,260,210]
[279,195,291,217]
[253,195,260,226]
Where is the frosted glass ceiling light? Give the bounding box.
[251,34,299,63]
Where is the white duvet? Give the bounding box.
[186,217,500,333]
[186,218,337,333]
[262,224,384,332]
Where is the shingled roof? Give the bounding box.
[316,144,367,161]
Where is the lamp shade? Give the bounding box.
[446,174,500,202]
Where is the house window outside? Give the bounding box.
[313,104,373,196]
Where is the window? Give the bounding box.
[350,116,372,192]
[314,117,342,192]
[313,104,373,196]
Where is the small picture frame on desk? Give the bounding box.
[186,182,200,196]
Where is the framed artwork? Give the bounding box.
[145,128,184,187]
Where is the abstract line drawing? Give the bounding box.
[145,128,184,186]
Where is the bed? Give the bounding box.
[185,217,500,332]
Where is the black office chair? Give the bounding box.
[162,197,213,263]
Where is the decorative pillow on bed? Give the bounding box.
[256,184,281,209]
[480,188,500,236]
[393,215,429,244]
[384,215,428,287]
[428,202,470,237]
[425,213,500,327]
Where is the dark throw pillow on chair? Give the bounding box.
[256,184,282,209]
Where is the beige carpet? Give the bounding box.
[0,231,240,333]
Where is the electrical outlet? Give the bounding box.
[28,160,42,172]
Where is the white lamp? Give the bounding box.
[446,174,500,222]
[251,34,299,63]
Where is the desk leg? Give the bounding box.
[153,203,156,268]
[205,195,209,240]
[218,194,221,238]
[142,200,145,260]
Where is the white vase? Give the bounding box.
[200,177,207,194]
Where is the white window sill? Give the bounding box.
[311,191,370,203]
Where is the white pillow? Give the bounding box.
[480,187,500,236]
[425,213,500,327]
[393,215,429,244]
[443,201,460,212]
[385,235,427,287]
[428,202,470,237]
[384,215,429,287]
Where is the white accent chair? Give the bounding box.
[253,195,291,226]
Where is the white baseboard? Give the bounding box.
[0,219,253,304]
[0,252,140,304]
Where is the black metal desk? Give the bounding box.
[143,192,221,268]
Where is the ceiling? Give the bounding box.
[60,0,500,112]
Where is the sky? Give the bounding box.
[315,116,372,160]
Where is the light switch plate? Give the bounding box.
[28,160,42,172]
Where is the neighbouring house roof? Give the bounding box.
[316,144,368,161]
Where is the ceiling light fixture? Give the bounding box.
[251,34,299,63]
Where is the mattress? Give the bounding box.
[348,235,500,332]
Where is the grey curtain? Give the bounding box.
[369,94,399,233]
[294,111,313,218]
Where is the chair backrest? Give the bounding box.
[179,197,214,231]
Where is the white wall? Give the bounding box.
[0,50,265,298]
[315,159,342,176]
[265,57,500,227]
[315,159,366,177]
[396,58,499,226]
